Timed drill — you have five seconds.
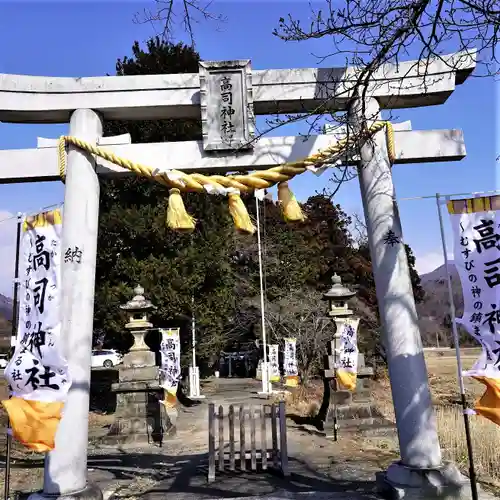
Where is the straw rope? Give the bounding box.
[58,121,395,189]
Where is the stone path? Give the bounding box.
[86,378,385,499]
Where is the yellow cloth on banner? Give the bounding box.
[285,375,299,387]
[472,377,500,426]
[446,195,500,215]
[1,397,63,452]
[23,209,63,231]
[337,371,356,392]
[163,389,177,408]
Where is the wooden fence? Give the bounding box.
[208,401,289,483]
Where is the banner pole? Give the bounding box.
[333,326,338,442]
[4,213,22,500]
[256,195,270,395]
[435,193,478,500]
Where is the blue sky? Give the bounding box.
[0,1,497,296]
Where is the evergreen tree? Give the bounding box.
[94,38,236,368]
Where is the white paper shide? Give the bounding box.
[5,209,70,403]
[159,328,181,394]
[449,207,500,379]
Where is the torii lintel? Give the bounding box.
[0,50,476,124]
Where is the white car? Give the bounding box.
[0,354,8,369]
[91,349,123,369]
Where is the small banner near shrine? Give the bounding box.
[336,318,360,391]
[448,195,500,426]
[3,208,71,452]
[159,328,181,407]
[284,338,299,387]
[268,344,280,382]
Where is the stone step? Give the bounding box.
[141,491,379,499]
[336,403,378,420]
[337,417,397,438]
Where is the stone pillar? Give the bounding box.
[36,109,103,500]
[349,97,473,498]
[352,353,374,403]
[189,366,204,399]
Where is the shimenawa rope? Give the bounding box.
[57,121,395,233]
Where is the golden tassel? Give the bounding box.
[228,193,256,234]
[278,182,306,222]
[166,188,196,232]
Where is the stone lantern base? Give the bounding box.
[319,352,377,437]
[100,349,174,447]
[101,380,174,446]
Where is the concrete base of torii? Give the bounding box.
[28,484,103,500]
[376,462,495,499]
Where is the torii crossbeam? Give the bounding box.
[0,127,466,183]
[0,51,481,500]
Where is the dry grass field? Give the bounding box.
[286,349,499,489]
[372,350,500,488]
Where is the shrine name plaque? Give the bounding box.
[199,60,255,151]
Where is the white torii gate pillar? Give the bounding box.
[350,97,476,499]
[33,109,104,500]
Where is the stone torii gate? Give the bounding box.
[0,52,478,499]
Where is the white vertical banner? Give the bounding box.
[284,338,298,387]
[159,328,181,406]
[336,318,360,391]
[447,195,500,426]
[3,207,71,451]
[448,198,500,379]
[268,344,280,382]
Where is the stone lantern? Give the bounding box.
[317,273,374,439]
[104,285,168,446]
[120,284,157,358]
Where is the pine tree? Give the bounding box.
[94,38,237,369]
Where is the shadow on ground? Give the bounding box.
[83,451,380,499]
[90,369,119,414]
[287,413,326,436]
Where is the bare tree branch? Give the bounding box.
[137,1,498,188]
[134,0,227,47]
[349,212,368,248]
[269,0,498,189]
[266,289,333,385]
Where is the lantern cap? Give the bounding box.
[322,273,356,301]
[120,284,157,312]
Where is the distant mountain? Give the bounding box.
[0,293,12,321]
[0,294,12,352]
[420,262,458,285]
[419,261,462,312]
[417,262,473,346]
